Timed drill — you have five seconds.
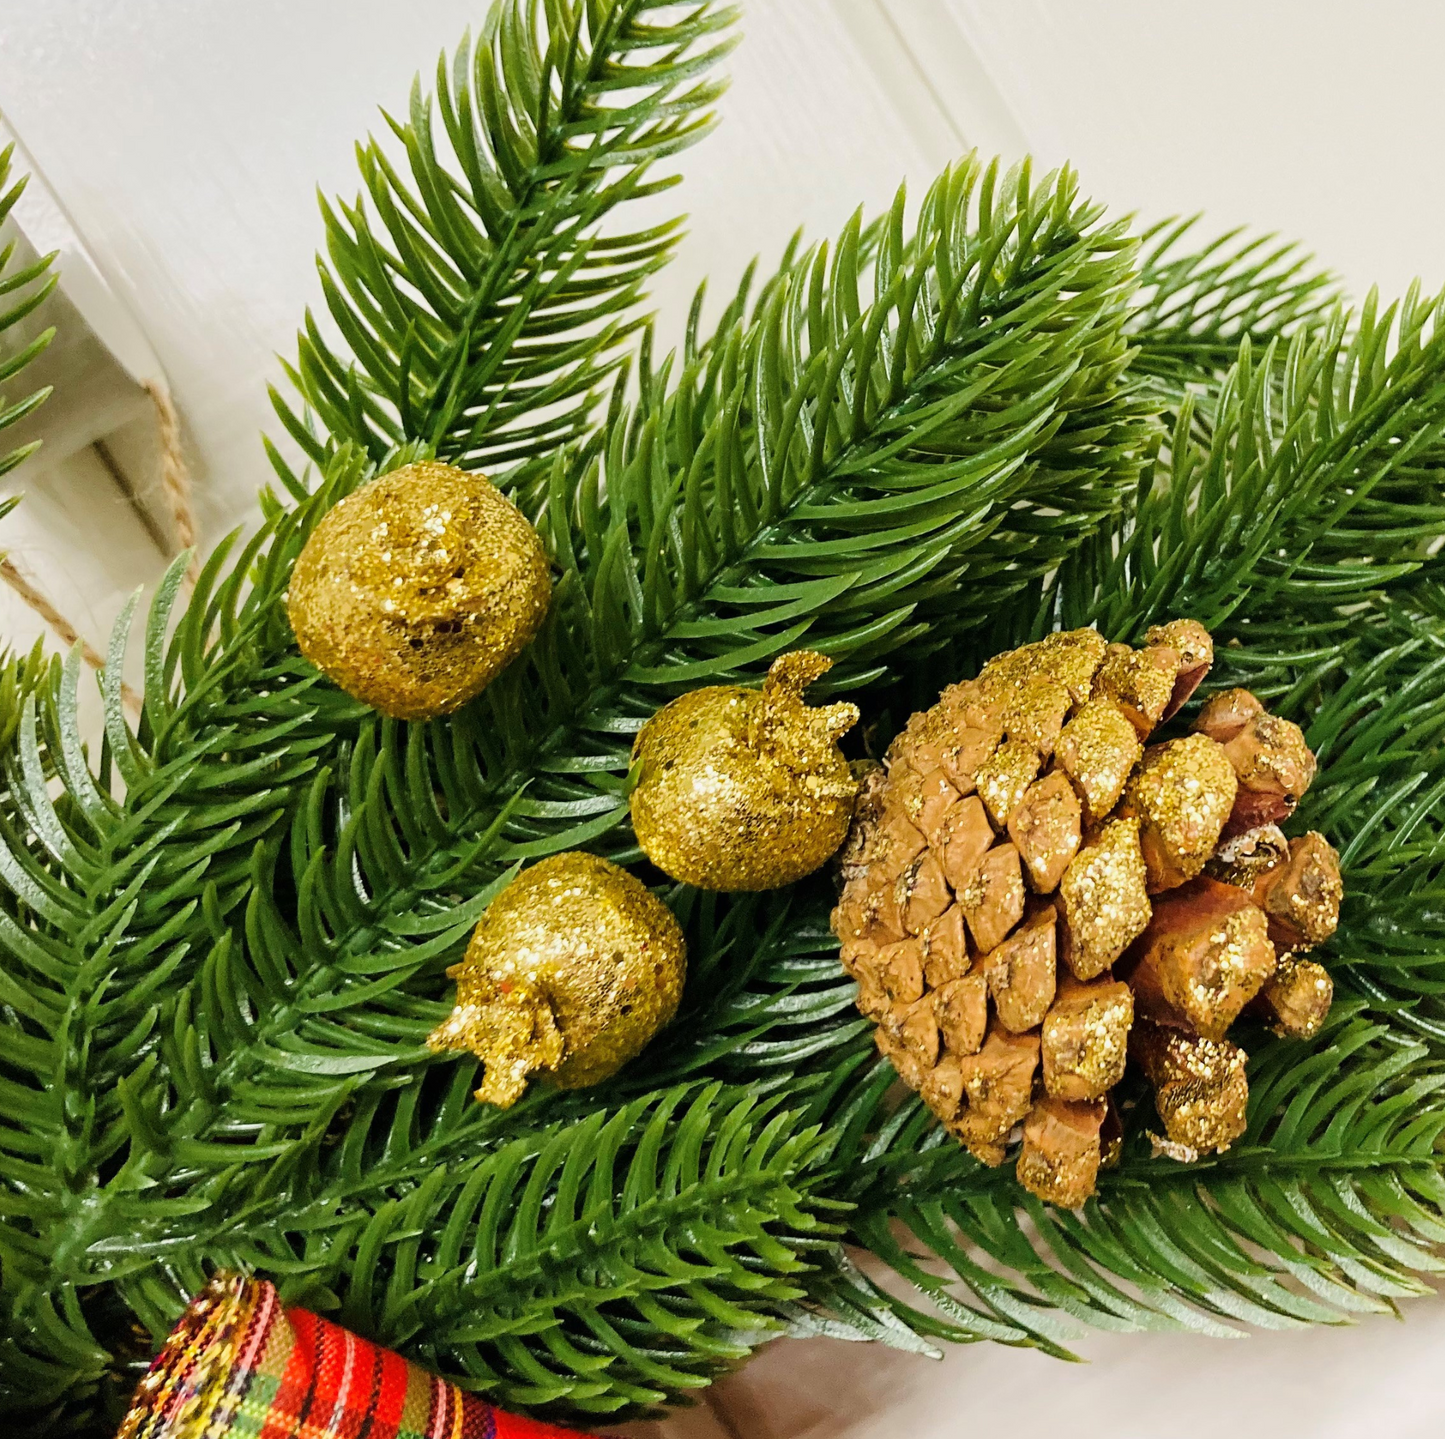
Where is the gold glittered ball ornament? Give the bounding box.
[427,852,687,1107]
[286,461,552,721]
[630,650,861,891]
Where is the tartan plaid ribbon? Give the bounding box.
[117,1271,596,1439]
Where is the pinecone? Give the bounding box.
[832,623,1342,1207]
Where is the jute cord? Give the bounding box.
[144,379,202,586]
[0,375,198,717]
[0,554,141,714]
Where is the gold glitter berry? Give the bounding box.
[427,852,686,1106]
[287,461,552,721]
[629,651,860,890]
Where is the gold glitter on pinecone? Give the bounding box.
[428,852,686,1106]
[832,623,1341,1207]
[287,461,552,721]
[630,651,861,890]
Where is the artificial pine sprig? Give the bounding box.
[1127,215,1341,389]
[274,0,740,479]
[4,4,1445,1435]
[0,144,57,480]
[829,1005,1445,1350]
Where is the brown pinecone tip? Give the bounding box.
[831,623,1340,1209]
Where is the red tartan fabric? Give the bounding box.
[117,1271,597,1439]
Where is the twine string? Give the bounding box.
[0,553,142,714]
[0,375,200,718]
[144,378,202,586]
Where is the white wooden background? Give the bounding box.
[2,2,1444,1434]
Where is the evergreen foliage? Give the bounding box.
[0,141,56,479]
[2,4,1445,1434]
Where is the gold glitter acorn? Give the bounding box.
[427,852,686,1106]
[832,622,1342,1206]
[630,650,861,891]
[287,461,551,721]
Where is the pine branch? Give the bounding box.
[0,507,363,1424]
[0,145,56,479]
[275,0,739,479]
[1127,216,1339,391]
[317,153,1148,892]
[0,638,50,765]
[38,153,1150,1216]
[0,23,763,1368]
[1045,282,1445,644]
[0,162,1155,1367]
[0,626,859,1423]
[7,160,1431,1424]
[34,1083,842,1422]
[819,1009,1445,1351]
[7,4,1445,1423]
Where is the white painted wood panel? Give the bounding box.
[902,1,1445,303]
[0,0,942,538]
